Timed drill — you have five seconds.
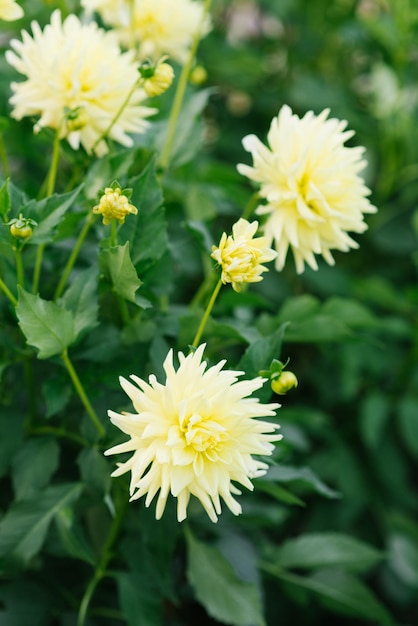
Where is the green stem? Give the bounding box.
[61,349,106,439]
[0,132,10,179]
[54,213,97,301]
[15,246,25,289]
[158,0,212,170]
[32,244,44,294]
[29,425,89,447]
[0,275,17,306]
[241,191,260,221]
[77,493,128,626]
[191,277,222,348]
[91,80,139,155]
[110,219,117,248]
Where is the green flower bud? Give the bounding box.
[271,371,298,395]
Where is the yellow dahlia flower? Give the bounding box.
[0,0,23,20]
[105,344,281,522]
[82,0,211,63]
[6,10,155,156]
[237,105,377,274]
[211,218,277,292]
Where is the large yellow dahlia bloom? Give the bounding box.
[81,0,211,63]
[0,0,23,20]
[105,345,281,522]
[237,105,377,274]
[6,10,155,156]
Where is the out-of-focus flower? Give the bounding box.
[93,182,138,225]
[189,64,207,86]
[211,218,277,292]
[81,0,211,63]
[6,10,155,156]
[0,0,23,21]
[238,105,377,273]
[105,344,281,522]
[139,57,174,97]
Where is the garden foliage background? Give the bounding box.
[0,0,417,625]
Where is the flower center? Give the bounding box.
[182,413,227,453]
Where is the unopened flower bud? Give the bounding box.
[141,58,174,97]
[8,214,37,240]
[189,65,207,85]
[93,182,138,225]
[271,371,298,395]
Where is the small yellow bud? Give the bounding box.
[143,60,174,97]
[93,186,138,225]
[10,223,33,239]
[189,65,207,86]
[271,371,298,395]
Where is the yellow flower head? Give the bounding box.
[93,183,138,225]
[6,10,156,156]
[81,0,211,63]
[211,218,277,292]
[238,105,377,274]
[0,0,23,20]
[105,344,281,522]
[140,57,174,97]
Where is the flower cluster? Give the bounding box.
[6,10,155,156]
[211,218,277,292]
[238,105,377,273]
[81,0,211,63]
[105,345,281,523]
[93,183,138,225]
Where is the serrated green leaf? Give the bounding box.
[186,528,265,626]
[0,482,83,569]
[26,185,83,245]
[12,437,60,502]
[118,157,167,271]
[263,465,340,499]
[100,242,142,303]
[274,533,384,572]
[61,267,99,339]
[16,288,75,359]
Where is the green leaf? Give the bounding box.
[398,396,418,457]
[77,448,111,495]
[0,581,52,626]
[256,480,305,506]
[0,410,25,479]
[388,533,418,588]
[274,533,384,573]
[0,178,10,218]
[270,568,393,624]
[16,288,75,359]
[12,437,60,502]
[0,482,82,569]
[100,242,142,303]
[360,391,391,449]
[186,528,266,626]
[26,184,83,245]
[54,508,96,565]
[61,267,99,339]
[263,465,340,499]
[118,157,167,272]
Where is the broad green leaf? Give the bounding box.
[16,288,75,359]
[61,267,99,339]
[77,447,111,495]
[360,391,391,449]
[12,437,60,501]
[278,294,321,321]
[256,480,305,507]
[117,572,162,626]
[26,184,83,245]
[100,242,142,303]
[54,508,96,565]
[388,533,418,588]
[118,157,167,271]
[274,533,384,573]
[186,528,265,626]
[0,177,10,218]
[263,465,340,499]
[398,396,418,457]
[0,482,82,568]
[268,568,393,624]
[0,580,52,626]
[0,410,25,479]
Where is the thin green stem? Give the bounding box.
[191,277,222,348]
[242,191,260,221]
[91,80,139,155]
[61,349,106,439]
[0,275,17,306]
[29,426,88,447]
[32,244,44,294]
[77,492,128,626]
[15,246,25,289]
[0,132,10,179]
[110,219,117,248]
[158,0,212,170]
[54,213,97,301]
